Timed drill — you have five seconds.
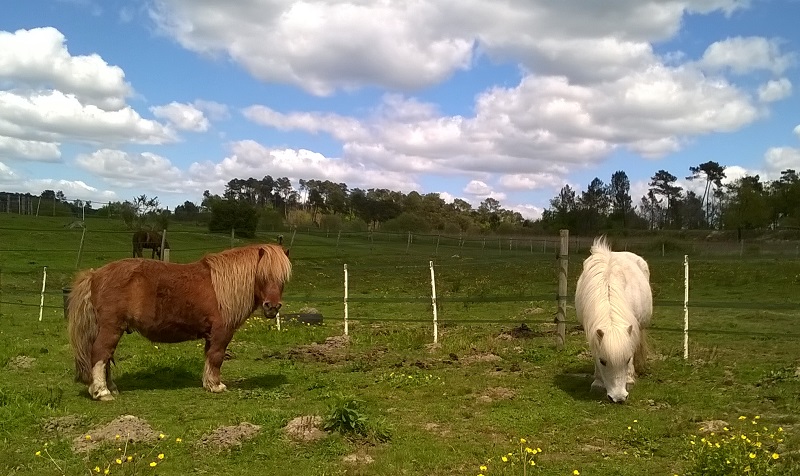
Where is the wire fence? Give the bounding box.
[1,224,799,348]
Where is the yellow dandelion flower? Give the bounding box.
[480,465,487,471]
[772,453,780,460]
[633,419,638,423]
[749,453,756,459]
[104,469,109,475]
[502,456,508,462]
[94,466,100,473]
[741,435,747,440]
[525,447,533,453]
[116,459,122,465]
[537,447,542,453]
[85,435,92,440]
[739,416,747,420]
[778,427,784,432]
[35,451,41,456]
[628,426,632,430]
[126,456,133,462]
[755,415,760,419]
[176,437,182,443]
[158,433,165,439]
[478,474,485,476]
[115,434,120,440]
[530,461,535,466]
[574,471,581,475]
[520,438,526,443]
[724,427,729,431]
[157,453,164,460]
[150,462,157,467]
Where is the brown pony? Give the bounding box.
[132,230,170,259]
[67,244,291,401]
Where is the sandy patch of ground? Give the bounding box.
[6,356,36,370]
[476,387,517,403]
[43,415,84,434]
[342,451,374,465]
[199,422,261,450]
[73,415,160,453]
[284,415,326,442]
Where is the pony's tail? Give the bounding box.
[67,270,97,384]
[634,327,650,376]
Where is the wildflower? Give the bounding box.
[150,462,157,467]
[749,453,756,459]
[501,456,508,462]
[739,416,747,420]
[116,459,122,465]
[176,437,182,443]
[158,433,165,439]
[158,453,164,460]
[85,435,92,440]
[536,448,541,453]
[778,427,784,432]
[755,416,760,419]
[127,456,133,462]
[525,447,533,453]
[772,453,780,460]
[530,461,535,466]
[35,451,41,456]
[633,419,638,423]
[104,469,109,475]
[574,471,581,475]
[480,465,487,471]
[94,466,101,473]
[520,438,526,443]
[115,434,120,440]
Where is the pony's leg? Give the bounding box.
[105,356,118,395]
[89,324,123,401]
[591,363,605,390]
[627,359,636,385]
[202,331,233,393]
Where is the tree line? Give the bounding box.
[4,161,799,237]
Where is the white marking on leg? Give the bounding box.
[88,361,113,401]
[202,361,227,393]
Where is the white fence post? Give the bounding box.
[429,260,438,344]
[684,254,689,360]
[38,266,47,321]
[344,264,349,336]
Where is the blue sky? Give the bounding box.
[1,0,799,218]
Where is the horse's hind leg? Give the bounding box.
[89,323,123,401]
[105,355,118,395]
[202,330,233,393]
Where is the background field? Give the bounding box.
[1,213,799,475]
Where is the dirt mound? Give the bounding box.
[287,335,351,363]
[200,422,261,450]
[6,356,36,370]
[284,415,326,442]
[43,415,84,433]
[73,415,160,453]
[477,387,516,403]
[461,352,503,364]
[698,420,729,434]
[342,451,374,465]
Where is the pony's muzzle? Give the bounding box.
[262,302,282,319]
[608,393,627,404]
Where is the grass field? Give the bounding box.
[1,213,799,475]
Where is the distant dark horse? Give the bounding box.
[132,230,170,259]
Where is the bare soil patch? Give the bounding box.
[477,386,516,403]
[73,415,160,453]
[698,420,729,434]
[461,352,503,365]
[6,355,36,370]
[285,335,351,364]
[199,422,261,450]
[342,450,374,465]
[284,415,326,442]
[43,414,84,434]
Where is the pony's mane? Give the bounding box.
[204,244,292,329]
[582,237,640,362]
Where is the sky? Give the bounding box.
[1,0,799,219]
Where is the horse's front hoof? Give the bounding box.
[91,389,115,401]
[205,383,227,393]
[97,393,115,401]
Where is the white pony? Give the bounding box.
[575,237,652,403]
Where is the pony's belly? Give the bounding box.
[133,322,210,343]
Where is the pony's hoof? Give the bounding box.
[98,393,115,401]
[92,389,114,401]
[206,383,227,393]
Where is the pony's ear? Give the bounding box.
[627,325,633,335]
[258,247,265,259]
[284,247,290,257]
[596,328,604,342]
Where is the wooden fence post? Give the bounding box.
[343,264,349,336]
[430,260,438,344]
[160,230,167,261]
[684,255,689,360]
[556,229,569,350]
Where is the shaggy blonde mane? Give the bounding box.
[205,244,292,329]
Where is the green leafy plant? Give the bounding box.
[323,395,391,443]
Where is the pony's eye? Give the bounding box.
[599,359,607,366]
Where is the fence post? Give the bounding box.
[344,264,349,336]
[684,254,689,360]
[162,248,170,263]
[406,231,411,254]
[160,230,167,261]
[38,266,47,321]
[336,230,342,249]
[429,260,438,344]
[290,229,297,247]
[75,227,86,270]
[230,228,235,248]
[556,229,569,350]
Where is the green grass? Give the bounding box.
[1,213,799,475]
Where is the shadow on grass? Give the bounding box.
[552,365,600,402]
[233,373,288,390]
[114,365,200,391]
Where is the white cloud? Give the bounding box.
[0,90,176,145]
[75,149,185,190]
[699,36,794,75]
[498,173,562,191]
[509,203,543,220]
[242,105,367,142]
[26,178,118,203]
[764,147,800,176]
[0,27,131,110]
[464,180,492,195]
[151,101,209,132]
[793,124,800,139]
[0,137,61,162]
[187,140,420,195]
[195,100,230,121]
[149,0,750,95]
[0,161,20,183]
[757,78,792,102]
